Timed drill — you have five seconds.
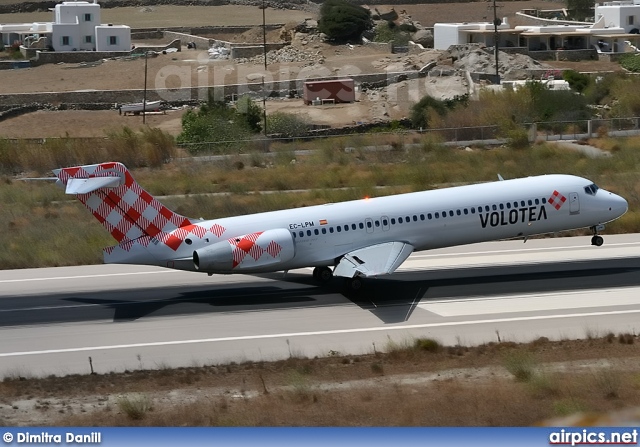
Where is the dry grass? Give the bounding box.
[2,134,640,269]
[1,335,640,426]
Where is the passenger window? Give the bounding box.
[521,201,525,207]
[299,231,303,237]
[471,207,475,213]
[307,230,312,236]
[542,198,547,204]
[449,210,454,217]
[420,214,425,221]
[406,216,410,222]
[442,212,446,219]
[383,219,388,226]
[329,227,334,233]
[412,216,417,222]
[506,202,511,209]
[292,232,296,238]
[375,220,380,227]
[367,221,372,228]
[337,226,342,233]
[359,222,364,229]
[485,206,490,212]
[352,224,357,230]
[314,229,319,235]
[464,209,468,215]
[528,199,532,206]
[428,213,432,219]
[514,202,518,208]
[322,228,327,234]
[391,218,396,225]
[492,204,497,211]
[457,210,461,215]
[344,225,348,231]
[435,212,440,218]
[398,217,403,223]
[499,204,504,210]
[535,198,539,205]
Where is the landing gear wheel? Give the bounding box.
[591,235,604,247]
[344,277,363,293]
[313,266,333,283]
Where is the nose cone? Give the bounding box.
[609,192,628,219]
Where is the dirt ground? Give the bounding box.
[0,1,625,138]
[1,336,639,426]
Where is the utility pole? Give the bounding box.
[142,51,148,124]
[490,0,502,85]
[262,0,268,140]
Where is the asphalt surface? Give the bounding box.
[1,233,639,377]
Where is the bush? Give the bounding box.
[410,95,448,128]
[562,70,590,93]
[503,351,537,382]
[414,338,442,353]
[117,394,152,420]
[318,0,372,41]
[505,127,530,150]
[267,112,310,138]
[236,95,263,133]
[618,54,640,72]
[373,22,410,45]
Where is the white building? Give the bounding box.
[0,0,130,52]
[434,0,640,54]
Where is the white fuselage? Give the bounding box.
[107,174,628,274]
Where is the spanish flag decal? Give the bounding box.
[319,219,328,225]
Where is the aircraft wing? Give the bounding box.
[333,242,414,278]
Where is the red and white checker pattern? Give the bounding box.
[228,232,283,268]
[548,190,567,210]
[54,162,226,252]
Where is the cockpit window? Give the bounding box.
[584,183,599,196]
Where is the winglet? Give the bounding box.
[498,174,504,181]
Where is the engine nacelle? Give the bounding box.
[193,228,295,273]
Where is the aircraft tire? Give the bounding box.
[313,267,333,283]
[344,277,363,292]
[591,235,604,247]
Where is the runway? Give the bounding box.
[1,233,640,377]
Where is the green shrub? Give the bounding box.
[117,394,152,420]
[506,127,530,150]
[562,70,590,93]
[414,338,442,353]
[267,112,309,138]
[318,0,372,41]
[503,351,537,382]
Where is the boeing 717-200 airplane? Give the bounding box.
[53,162,628,291]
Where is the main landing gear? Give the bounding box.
[312,267,363,293]
[590,225,605,247]
[312,266,333,283]
[343,277,363,292]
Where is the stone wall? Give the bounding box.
[230,43,288,58]
[32,50,132,66]
[163,32,211,50]
[0,71,421,106]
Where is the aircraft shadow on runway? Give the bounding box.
[11,257,640,326]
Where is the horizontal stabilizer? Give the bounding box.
[65,176,122,195]
[334,241,414,278]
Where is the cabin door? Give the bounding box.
[569,192,580,215]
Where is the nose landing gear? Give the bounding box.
[590,224,605,247]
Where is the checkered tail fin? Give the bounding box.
[53,162,194,245]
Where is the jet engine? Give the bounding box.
[193,228,295,273]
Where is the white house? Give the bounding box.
[434,0,640,54]
[51,1,130,51]
[95,24,130,51]
[0,0,130,52]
